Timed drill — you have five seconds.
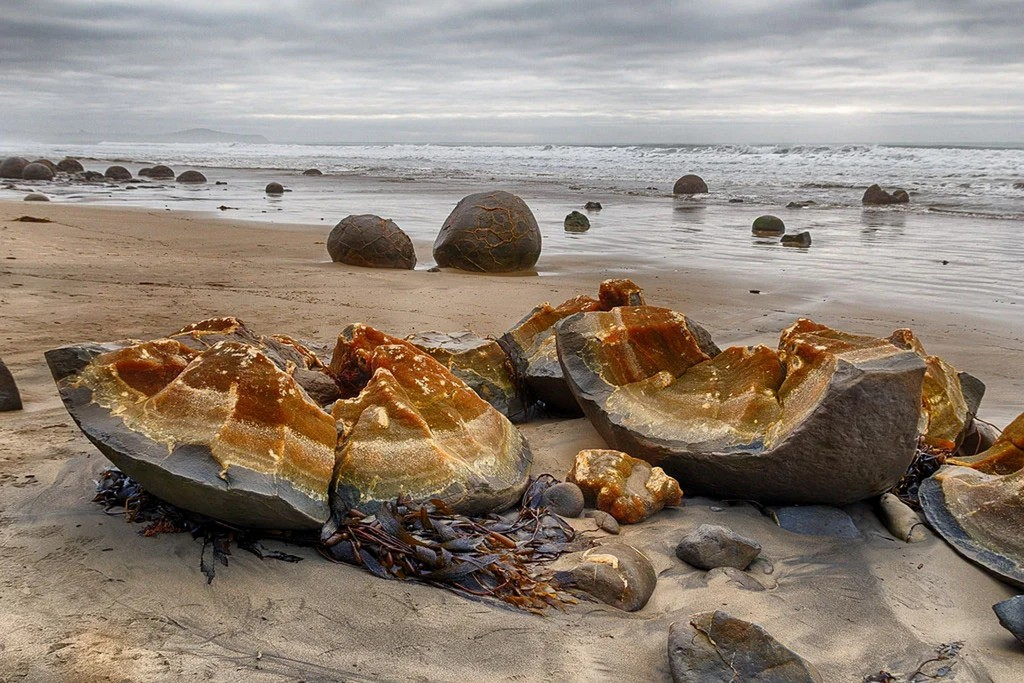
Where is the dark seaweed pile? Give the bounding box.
[889,440,951,509]
[93,471,583,610]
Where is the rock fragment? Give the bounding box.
[993,595,1024,645]
[566,449,682,524]
[675,524,761,570]
[878,493,926,542]
[564,210,590,232]
[565,544,656,612]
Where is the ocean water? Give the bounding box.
[2,141,1022,314]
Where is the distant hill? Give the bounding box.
[46,128,269,144]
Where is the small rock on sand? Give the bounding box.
[589,510,620,534]
[878,493,926,543]
[993,595,1024,645]
[675,524,762,570]
[541,482,584,518]
[566,544,656,612]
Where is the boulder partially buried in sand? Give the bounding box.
[557,310,928,504]
[328,324,531,515]
[104,166,132,181]
[149,165,175,179]
[22,162,55,181]
[432,190,541,272]
[672,174,708,195]
[57,157,84,174]
[45,330,338,529]
[920,411,1024,588]
[0,157,29,179]
[499,279,655,417]
[406,330,526,423]
[327,214,416,270]
[177,170,207,183]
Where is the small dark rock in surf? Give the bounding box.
[781,231,812,248]
[564,210,590,232]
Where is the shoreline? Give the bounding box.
[1,200,1022,680]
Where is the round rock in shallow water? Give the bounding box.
[22,162,55,181]
[0,157,29,178]
[177,170,207,183]
[24,193,49,202]
[564,210,590,233]
[673,174,708,195]
[327,214,416,270]
[752,215,785,236]
[302,168,323,176]
[104,166,132,181]
[57,157,84,173]
[149,165,175,179]
[433,190,541,272]
[781,231,812,247]
[266,182,285,195]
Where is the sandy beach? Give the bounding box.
[1,200,1022,681]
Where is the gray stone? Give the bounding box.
[148,165,174,179]
[0,156,29,179]
[780,231,812,247]
[891,189,910,203]
[675,524,761,570]
[21,162,54,181]
[584,201,602,210]
[752,215,785,236]
[863,184,897,205]
[541,482,584,518]
[0,357,23,411]
[668,611,822,682]
[24,193,49,202]
[769,505,860,538]
[993,595,1024,645]
[673,174,708,195]
[564,210,590,232]
[302,168,323,176]
[328,214,416,270]
[176,170,207,183]
[104,166,132,181]
[57,158,84,173]
[590,509,620,534]
[292,368,341,407]
[567,544,656,612]
[878,493,926,542]
[266,182,285,195]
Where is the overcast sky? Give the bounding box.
[1,0,1021,144]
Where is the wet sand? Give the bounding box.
[1,201,1021,681]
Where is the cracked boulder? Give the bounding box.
[558,310,926,504]
[327,214,416,270]
[920,411,1024,588]
[329,324,531,515]
[567,449,682,524]
[406,330,527,423]
[499,279,656,416]
[432,190,541,272]
[668,611,821,682]
[559,543,657,612]
[46,335,338,529]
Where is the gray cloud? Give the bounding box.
[1,0,1021,143]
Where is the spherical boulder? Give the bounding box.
[891,189,910,204]
[57,158,84,174]
[150,165,176,179]
[327,214,416,270]
[31,159,58,174]
[564,210,590,233]
[302,168,323,176]
[863,184,895,205]
[673,174,708,195]
[24,193,49,202]
[176,170,207,183]
[138,167,153,177]
[266,182,284,195]
[104,166,132,181]
[21,162,55,181]
[0,157,29,179]
[433,190,541,272]
[752,215,785,236]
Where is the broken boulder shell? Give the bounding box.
[46,336,338,529]
[557,310,926,504]
[329,324,532,515]
[406,330,527,423]
[920,411,1024,588]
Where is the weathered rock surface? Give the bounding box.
[564,210,590,232]
[878,493,926,542]
[752,215,785,236]
[993,595,1024,645]
[567,449,682,524]
[138,167,153,177]
[590,509,620,534]
[266,182,284,195]
[920,411,1024,588]
[22,162,54,181]
[57,157,84,173]
[862,184,906,205]
[673,174,708,195]
[564,544,656,611]
[149,165,175,179]
[768,505,860,538]
[432,190,541,272]
[0,356,23,411]
[675,524,761,570]
[177,170,207,183]
[406,331,525,422]
[327,214,416,270]
[24,193,49,202]
[558,311,926,504]
[329,324,531,515]
[584,201,602,210]
[104,166,132,181]
[0,157,29,178]
[46,333,338,529]
[541,481,585,518]
[668,611,822,682]
[781,231,811,247]
[500,279,649,417]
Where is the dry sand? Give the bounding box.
[1,201,1021,681]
